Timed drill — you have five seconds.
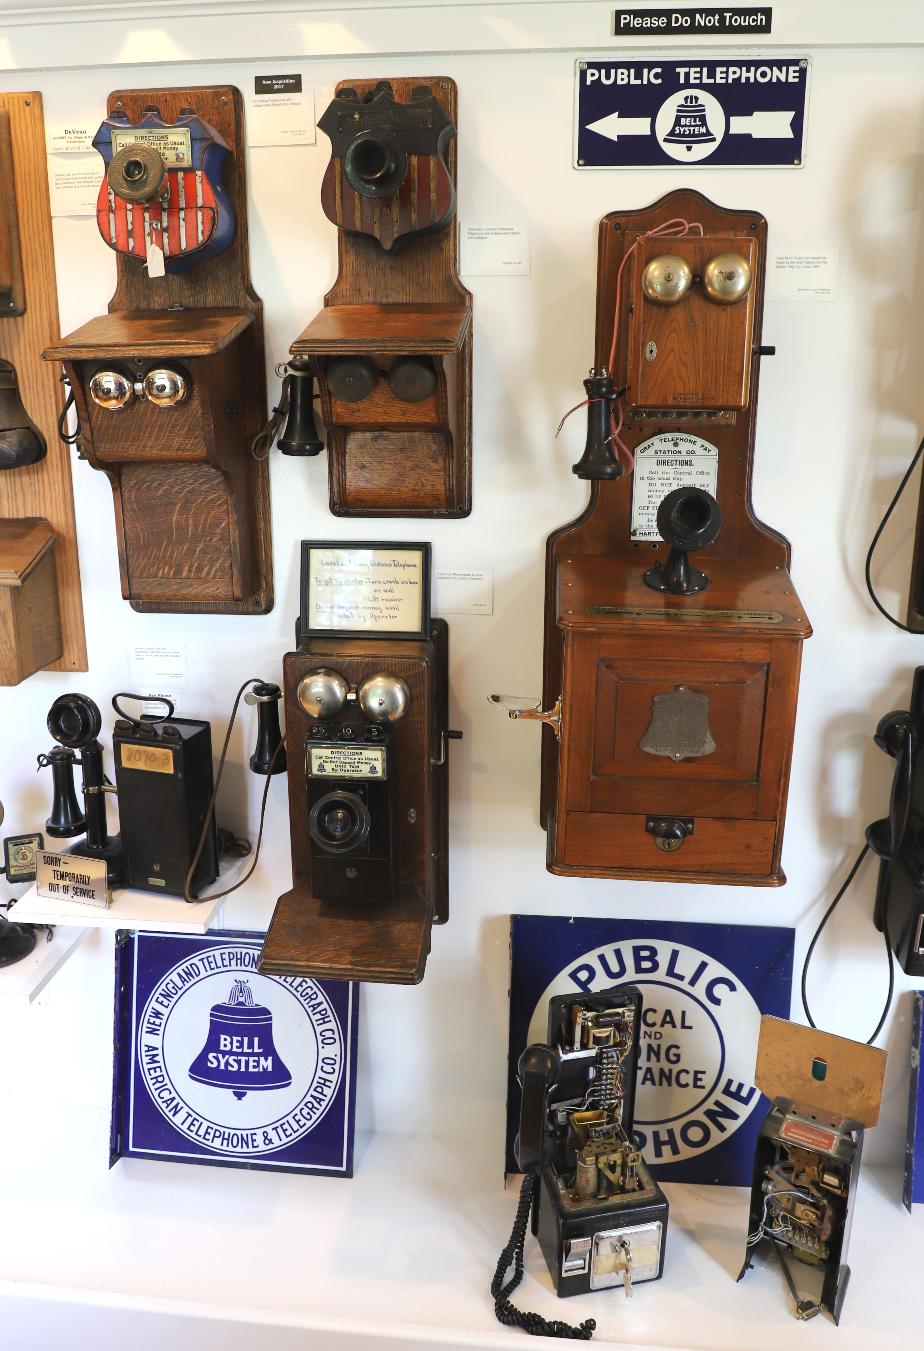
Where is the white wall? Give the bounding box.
[2,6,924,1181]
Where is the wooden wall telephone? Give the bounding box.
[43,86,272,615]
[278,77,473,519]
[259,543,460,985]
[0,93,85,684]
[495,190,810,886]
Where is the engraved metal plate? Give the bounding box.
[639,686,715,760]
[588,606,784,625]
[307,742,387,780]
[112,126,192,168]
[630,433,719,541]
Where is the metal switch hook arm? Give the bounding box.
[488,694,562,741]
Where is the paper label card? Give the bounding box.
[434,566,494,615]
[47,123,96,154]
[129,643,188,689]
[48,155,99,217]
[769,250,838,301]
[246,73,316,146]
[460,223,530,276]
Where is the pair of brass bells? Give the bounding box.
[642,252,752,305]
[297,667,411,724]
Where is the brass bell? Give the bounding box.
[702,253,752,304]
[143,368,190,407]
[89,369,133,411]
[641,255,693,305]
[388,357,437,403]
[188,979,293,1100]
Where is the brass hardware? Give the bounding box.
[489,694,562,740]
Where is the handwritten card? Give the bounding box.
[305,545,426,636]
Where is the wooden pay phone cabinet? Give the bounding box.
[43,86,272,615]
[539,192,811,886]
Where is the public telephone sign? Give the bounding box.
[575,57,809,168]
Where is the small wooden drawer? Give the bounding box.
[558,810,778,882]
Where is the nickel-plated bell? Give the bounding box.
[663,94,717,151]
[702,253,752,304]
[641,255,693,305]
[297,668,350,719]
[188,980,293,1100]
[277,358,324,456]
[0,359,46,470]
[89,369,134,411]
[143,367,189,407]
[356,672,411,723]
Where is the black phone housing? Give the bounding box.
[873,665,924,974]
[113,715,218,896]
[535,986,669,1298]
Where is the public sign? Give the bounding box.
[111,929,359,1176]
[575,57,808,168]
[505,915,794,1185]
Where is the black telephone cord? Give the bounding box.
[491,1173,596,1340]
[800,842,895,1046]
[865,432,924,632]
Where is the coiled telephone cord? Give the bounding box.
[491,1173,596,1340]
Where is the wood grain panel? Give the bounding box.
[0,92,86,673]
[560,811,778,880]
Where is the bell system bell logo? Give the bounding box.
[138,945,344,1156]
[528,937,761,1165]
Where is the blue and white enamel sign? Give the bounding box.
[575,58,808,168]
[505,916,793,1184]
[112,930,358,1176]
[903,991,924,1210]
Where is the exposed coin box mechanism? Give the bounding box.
[738,1017,887,1324]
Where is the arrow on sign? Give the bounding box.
[585,111,652,141]
[729,110,795,139]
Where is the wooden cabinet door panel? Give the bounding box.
[560,811,777,879]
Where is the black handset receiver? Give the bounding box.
[869,670,924,973]
[514,1044,559,1181]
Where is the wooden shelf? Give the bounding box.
[291,302,471,355]
[45,307,254,361]
[556,555,813,636]
[261,881,432,985]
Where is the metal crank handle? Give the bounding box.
[487,694,561,740]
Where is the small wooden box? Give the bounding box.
[0,517,62,685]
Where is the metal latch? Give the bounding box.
[645,816,694,852]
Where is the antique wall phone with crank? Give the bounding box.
[0,92,86,683]
[43,85,273,616]
[492,986,667,1340]
[493,190,810,886]
[258,540,460,985]
[273,78,473,519]
[738,1017,886,1324]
